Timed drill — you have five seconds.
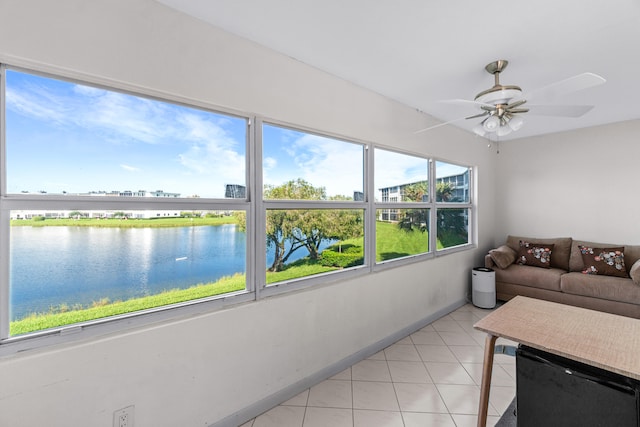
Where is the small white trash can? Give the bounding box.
[472,267,496,309]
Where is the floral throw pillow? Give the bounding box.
[517,241,554,268]
[578,246,629,278]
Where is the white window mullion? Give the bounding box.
[0,64,9,339]
[364,143,375,270]
[429,159,438,253]
[0,209,9,340]
[253,117,267,298]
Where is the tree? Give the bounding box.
[396,181,431,233]
[68,210,87,219]
[436,182,454,202]
[402,181,428,202]
[396,182,458,234]
[435,182,467,246]
[235,179,363,272]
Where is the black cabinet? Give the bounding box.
[516,345,640,427]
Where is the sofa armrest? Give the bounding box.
[485,253,496,269]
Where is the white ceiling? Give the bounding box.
[157,0,640,140]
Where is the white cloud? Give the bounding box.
[264,132,364,197]
[120,164,141,172]
[374,148,429,189]
[176,113,245,187]
[263,157,277,170]
[5,87,67,124]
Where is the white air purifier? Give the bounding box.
[472,267,496,309]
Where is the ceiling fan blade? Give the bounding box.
[506,99,527,110]
[413,111,489,134]
[465,111,490,120]
[526,104,594,117]
[439,98,495,109]
[520,73,606,104]
[414,116,467,134]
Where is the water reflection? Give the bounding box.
[10,224,246,320]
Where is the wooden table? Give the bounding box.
[473,296,640,427]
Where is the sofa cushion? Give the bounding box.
[623,245,640,273]
[495,264,563,292]
[516,241,554,268]
[506,236,571,271]
[571,241,640,275]
[578,246,629,278]
[631,259,640,286]
[489,245,517,269]
[561,272,640,304]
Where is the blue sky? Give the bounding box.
[6,69,246,198]
[262,124,364,198]
[5,69,467,200]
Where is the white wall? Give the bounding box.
[0,1,497,426]
[494,120,640,245]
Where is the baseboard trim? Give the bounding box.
[210,298,466,427]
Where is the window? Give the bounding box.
[435,161,472,249]
[0,64,475,348]
[2,67,249,337]
[374,151,473,259]
[374,148,430,262]
[261,123,366,287]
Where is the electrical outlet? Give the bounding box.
[113,405,134,427]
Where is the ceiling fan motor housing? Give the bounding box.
[475,60,523,105]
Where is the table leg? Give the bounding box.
[477,333,498,427]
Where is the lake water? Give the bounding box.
[10,224,321,321]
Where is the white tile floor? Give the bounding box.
[241,303,517,427]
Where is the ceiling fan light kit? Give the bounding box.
[508,115,524,131]
[482,115,501,131]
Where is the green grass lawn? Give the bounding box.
[10,274,246,335]
[10,264,338,336]
[375,221,429,260]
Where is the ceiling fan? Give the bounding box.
[417,60,606,137]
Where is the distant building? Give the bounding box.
[21,189,183,198]
[225,184,246,199]
[100,190,180,198]
[378,171,469,222]
[10,189,183,220]
[11,210,181,220]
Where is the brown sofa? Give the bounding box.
[485,235,640,318]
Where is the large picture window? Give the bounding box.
[2,67,249,337]
[0,64,474,348]
[374,148,431,262]
[374,151,472,259]
[261,124,366,287]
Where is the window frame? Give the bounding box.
[0,62,476,355]
[372,147,433,268]
[256,118,370,298]
[0,64,255,347]
[433,159,474,254]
